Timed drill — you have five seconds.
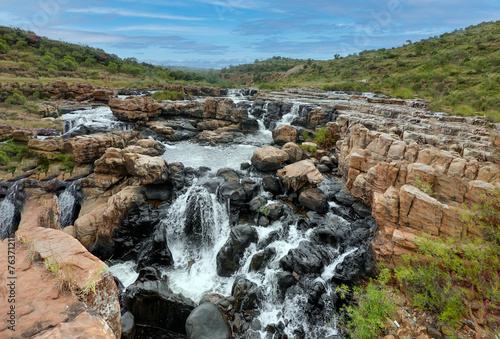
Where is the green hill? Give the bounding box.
[221,21,500,122]
[0,26,207,86]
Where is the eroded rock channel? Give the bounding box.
[0,84,498,339]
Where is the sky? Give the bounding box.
[1,0,500,68]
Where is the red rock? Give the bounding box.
[277,159,324,191]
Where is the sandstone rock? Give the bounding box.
[277,160,324,191]
[0,124,14,141]
[68,83,94,101]
[17,227,121,337]
[12,129,34,142]
[281,142,303,163]
[63,131,139,165]
[299,188,328,213]
[109,97,160,121]
[33,312,116,339]
[251,146,289,171]
[146,121,176,138]
[28,137,64,159]
[272,125,298,145]
[197,119,232,130]
[307,107,326,128]
[92,89,115,102]
[123,153,168,185]
[399,185,442,235]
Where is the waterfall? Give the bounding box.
[0,182,24,240]
[59,181,81,229]
[63,106,134,135]
[276,102,301,127]
[159,181,232,300]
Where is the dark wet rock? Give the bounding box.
[267,202,284,220]
[331,246,377,284]
[318,178,343,199]
[217,168,248,206]
[232,277,262,311]
[240,161,251,170]
[299,188,328,213]
[250,247,276,271]
[241,177,259,201]
[277,271,298,291]
[316,164,331,173]
[169,162,185,190]
[262,175,282,195]
[311,223,350,249]
[334,187,358,207]
[258,215,270,227]
[185,302,231,339]
[144,182,173,201]
[136,230,174,270]
[279,240,329,276]
[121,311,136,339]
[217,225,258,277]
[123,269,196,334]
[351,201,372,218]
[249,195,267,212]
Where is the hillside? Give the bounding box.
[221,21,500,122]
[0,26,208,87]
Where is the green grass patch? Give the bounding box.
[151,89,185,101]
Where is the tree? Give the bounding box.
[107,62,119,74]
[0,39,9,53]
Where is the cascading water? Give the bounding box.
[63,106,134,136]
[58,180,81,228]
[0,181,24,240]
[276,102,301,127]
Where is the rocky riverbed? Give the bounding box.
[0,84,498,338]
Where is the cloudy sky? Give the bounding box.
[2,0,500,68]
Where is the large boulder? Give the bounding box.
[272,125,298,145]
[109,97,161,121]
[185,302,231,339]
[216,225,258,277]
[299,188,328,213]
[281,142,303,163]
[251,146,289,172]
[122,267,196,334]
[92,88,115,102]
[28,137,64,159]
[277,160,324,191]
[279,240,329,276]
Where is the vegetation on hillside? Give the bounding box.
[222,21,500,122]
[0,26,210,86]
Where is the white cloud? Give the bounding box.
[67,7,204,21]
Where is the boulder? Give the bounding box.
[122,268,196,334]
[279,241,329,276]
[251,146,289,172]
[33,312,116,339]
[28,137,64,159]
[277,160,324,191]
[185,302,231,339]
[123,153,169,185]
[92,89,115,102]
[109,97,161,121]
[299,188,328,213]
[262,175,282,195]
[281,142,303,163]
[272,125,298,145]
[216,225,258,277]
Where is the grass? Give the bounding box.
[151,89,185,101]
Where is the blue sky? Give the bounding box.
[2,0,500,68]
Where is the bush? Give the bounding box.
[5,90,27,105]
[392,87,415,99]
[313,127,336,149]
[341,266,397,339]
[107,62,119,74]
[205,69,221,84]
[151,90,184,101]
[0,141,29,162]
[396,190,500,329]
[0,151,9,165]
[56,154,75,172]
[0,38,9,53]
[454,104,475,116]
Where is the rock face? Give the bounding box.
[251,146,289,171]
[109,97,161,121]
[326,95,500,268]
[277,160,324,191]
[0,228,121,338]
[272,125,298,145]
[185,302,231,339]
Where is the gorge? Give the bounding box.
[0,82,499,339]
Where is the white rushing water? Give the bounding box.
[59,181,80,229]
[63,106,134,135]
[0,182,22,240]
[276,102,301,127]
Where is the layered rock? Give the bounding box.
[109,97,161,121]
[272,125,298,145]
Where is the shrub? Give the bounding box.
[313,127,336,149]
[0,38,9,53]
[0,140,29,161]
[0,151,9,165]
[205,69,221,84]
[341,266,397,339]
[454,104,475,116]
[5,90,27,105]
[151,90,184,101]
[396,190,500,329]
[392,87,415,99]
[107,62,119,74]
[56,154,75,173]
